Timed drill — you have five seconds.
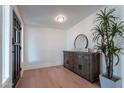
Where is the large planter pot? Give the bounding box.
[99,74,122,88]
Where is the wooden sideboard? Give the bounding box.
[63,51,100,82]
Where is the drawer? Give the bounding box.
[74,54,90,79]
[74,61,90,78]
[64,59,74,71]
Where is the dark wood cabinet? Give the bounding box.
[64,51,100,82]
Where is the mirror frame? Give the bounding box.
[74,34,88,49]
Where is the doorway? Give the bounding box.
[12,11,22,87]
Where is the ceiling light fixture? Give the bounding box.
[55,15,66,23]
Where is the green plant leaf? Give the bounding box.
[92,8,124,79]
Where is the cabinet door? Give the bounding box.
[74,54,90,80]
[80,54,90,79]
[64,52,74,71]
[74,60,82,75]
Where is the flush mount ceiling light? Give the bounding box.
[55,15,66,23]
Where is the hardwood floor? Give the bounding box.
[16,66,100,88]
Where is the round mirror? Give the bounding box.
[74,34,88,49]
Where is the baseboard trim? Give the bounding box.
[21,62,24,77]
[23,62,63,70]
[0,83,2,88]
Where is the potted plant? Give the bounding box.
[93,8,124,88]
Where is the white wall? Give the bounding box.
[2,5,11,87]
[0,5,2,87]
[66,5,122,85]
[66,11,96,50]
[120,6,124,88]
[24,26,66,70]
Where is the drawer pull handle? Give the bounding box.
[67,60,69,64]
[78,55,84,58]
[78,64,82,70]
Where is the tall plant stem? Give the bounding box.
[108,54,113,79]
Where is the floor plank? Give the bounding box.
[16,66,100,88]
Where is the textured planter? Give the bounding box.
[99,74,122,88]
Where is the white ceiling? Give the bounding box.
[18,5,103,30]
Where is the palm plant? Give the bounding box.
[93,8,124,79]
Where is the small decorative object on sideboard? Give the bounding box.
[63,51,100,82]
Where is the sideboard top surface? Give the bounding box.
[63,50,98,54]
